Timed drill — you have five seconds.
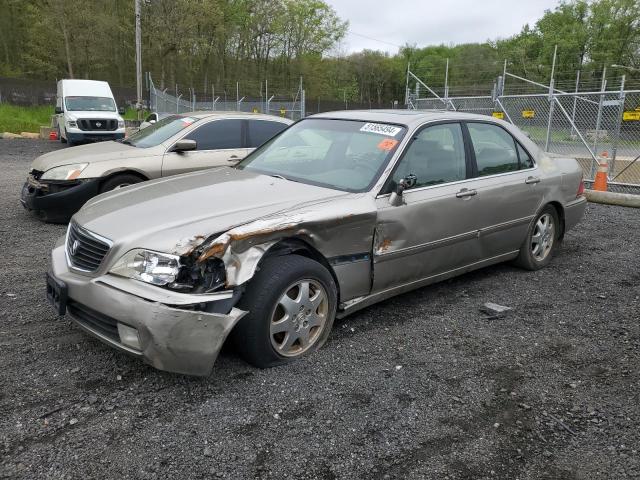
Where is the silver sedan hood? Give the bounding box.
[74,167,347,256]
[30,141,157,172]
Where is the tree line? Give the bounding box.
[0,0,638,106]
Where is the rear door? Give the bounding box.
[161,119,248,176]
[463,121,545,258]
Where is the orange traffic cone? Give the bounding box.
[592,153,608,192]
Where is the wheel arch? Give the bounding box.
[259,237,342,304]
[547,200,566,240]
[99,169,149,188]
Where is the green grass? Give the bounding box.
[0,105,149,133]
[0,104,54,134]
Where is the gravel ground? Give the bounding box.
[1,139,639,480]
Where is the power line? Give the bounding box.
[347,31,403,49]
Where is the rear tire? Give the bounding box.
[99,173,143,193]
[514,205,560,271]
[59,129,67,144]
[232,254,338,368]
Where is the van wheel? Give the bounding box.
[99,174,142,193]
[514,205,559,271]
[59,129,67,144]
[232,255,337,368]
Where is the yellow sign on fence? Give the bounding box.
[280,108,287,117]
[492,111,504,119]
[623,111,640,121]
[252,107,259,113]
[522,110,535,118]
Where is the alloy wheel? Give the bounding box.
[531,213,555,261]
[269,279,329,357]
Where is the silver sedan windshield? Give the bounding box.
[125,115,200,148]
[237,118,406,192]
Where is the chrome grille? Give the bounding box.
[66,222,112,272]
[77,119,117,131]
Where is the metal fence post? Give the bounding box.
[570,70,580,137]
[592,67,607,160]
[545,89,556,152]
[610,75,626,176]
[544,46,558,152]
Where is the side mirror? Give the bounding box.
[171,139,197,152]
[118,107,126,115]
[54,106,63,114]
[389,174,417,206]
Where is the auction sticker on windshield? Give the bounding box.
[360,123,402,136]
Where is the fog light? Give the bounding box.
[117,323,141,350]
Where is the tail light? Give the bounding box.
[576,178,585,197]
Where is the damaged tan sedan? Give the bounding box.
[46,110,587,375]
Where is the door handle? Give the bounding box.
[455,188,477,199]
[227,155,239,162]
[525,176,541,185]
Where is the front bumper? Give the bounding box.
[67,131,125,143]
[21,176,100,223]
[49,239,247,376]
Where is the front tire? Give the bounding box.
[232,254,338,368]
[514,205,560,271]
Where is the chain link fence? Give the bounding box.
[149,75,305,121]
[409,83,640,194]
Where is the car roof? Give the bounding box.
[178,111,292,122]
[310,109,503,127]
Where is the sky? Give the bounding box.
[325,0,562,54]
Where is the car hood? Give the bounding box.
[74,167,348,256]
[30,141,156,172]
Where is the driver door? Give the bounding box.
[372,122,483,291]
[161,119,249,176]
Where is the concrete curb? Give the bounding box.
[585,189,640,208]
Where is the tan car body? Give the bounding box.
[33,111,292,179]
[47,110,587,376]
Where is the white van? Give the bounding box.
[55,79,126,146]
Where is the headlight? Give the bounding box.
[110,249,181,286]
[118,120,125,128]
[41,163,88,180]
[67,120,77,128]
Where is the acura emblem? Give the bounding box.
[70,239,80,255]
[95,121,102,127]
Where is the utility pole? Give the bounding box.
[135,0,142,119]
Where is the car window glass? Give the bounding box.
[392,123,467,189]
[247,120,288,148]
[517,143,534,169]
[237,118,406,193]
[468,123,519,176]
[185,119,243,150]
[126,115,199,148]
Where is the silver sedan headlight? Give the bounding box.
[41,163,89,180]
[110,249,181,286]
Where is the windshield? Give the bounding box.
[125,115,200,148]
[64,96,116,112]
[237,118,406,192]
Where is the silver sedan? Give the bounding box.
[46,110,587,375]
